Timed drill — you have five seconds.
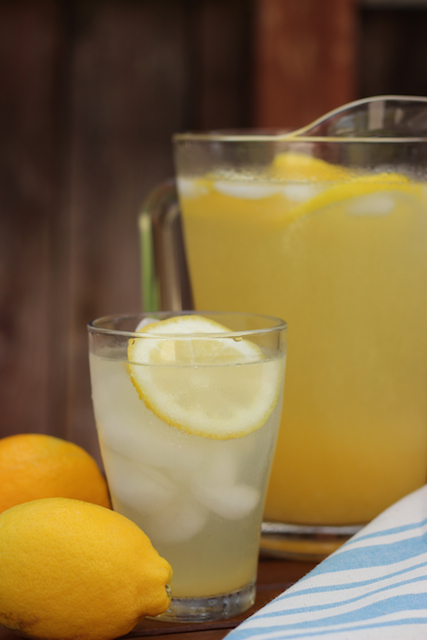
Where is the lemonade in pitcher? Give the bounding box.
[176,148,427,533]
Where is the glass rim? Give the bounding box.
[88,311,287,340]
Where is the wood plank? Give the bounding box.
[0,0,70,440]
[360,6,427,97]
[65,0,190,460]
[253,0,357,129]
[187,0,252,130]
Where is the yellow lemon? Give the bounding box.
[0,433,111,513]
[0,498,172,640]
[127,315,283,439]
[271,152,350,181]
[284,171,425,224]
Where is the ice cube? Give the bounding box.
[91,360,204,472]
[177,177,208,198]
[347,192,395,216]
[197,445,239,487]
[99,410,205,473]
[100,445,177,514]
[281,184,323,203]
[192,444,260,519]
[146,495,208,543]
[194,481,259,520]
[214,181,279,199]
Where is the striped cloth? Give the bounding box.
[228,485,427,640]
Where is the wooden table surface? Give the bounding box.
[0,556,318,640]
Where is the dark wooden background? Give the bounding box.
[1,0,426,463]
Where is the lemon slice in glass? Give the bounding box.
[127,315,283,440]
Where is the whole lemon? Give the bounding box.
[0,433,111,512]
[0,498,172,640]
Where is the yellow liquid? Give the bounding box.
[89,353,283,597]
[179,169,427,525]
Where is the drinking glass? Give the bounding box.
[139,97,427,560]
[88,311,287,622]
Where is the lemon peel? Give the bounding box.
[127,315,283,439]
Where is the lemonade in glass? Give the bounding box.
[88,312,287,621]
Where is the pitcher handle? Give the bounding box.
[138,179,193,312]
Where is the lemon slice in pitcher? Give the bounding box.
[285,171,426,222]
[127,315,283,440]
[271,152,350,182]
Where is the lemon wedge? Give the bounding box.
[127,315,283,440]
[271,152,350,182]
[291,171,418,214]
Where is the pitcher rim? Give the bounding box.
[174,94,427,144]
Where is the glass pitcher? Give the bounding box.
[139,96,427,560]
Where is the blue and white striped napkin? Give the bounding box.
[229,484,427,640]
